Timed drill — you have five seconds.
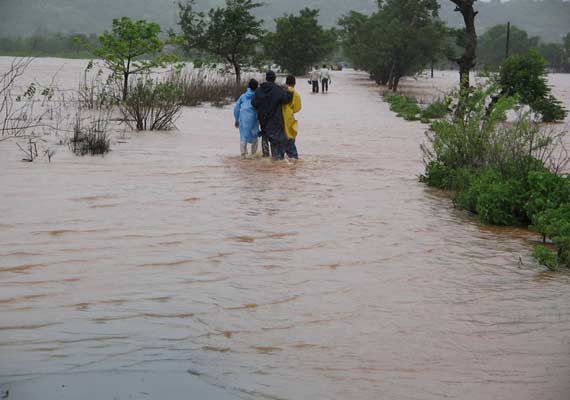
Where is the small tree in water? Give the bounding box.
[177,0,265,83]
[265,8,337,76]
[95,17,176,101]
[499,50,568,122]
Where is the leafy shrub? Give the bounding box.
[455,169,526,225]
[422,162,475,192]
[532,245,558,271]
[420,98,450,120]
[532,95,568,122]
[385,94,421,121]
[120,77,183,131]
[556,236,570,269]
[421,81,570,269]
[531,205,570,269]
[531,205,570,242]
[499,50,568,122]
[525,172,570,223]
[422,161,453,189]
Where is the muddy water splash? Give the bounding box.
[1,58,570,399]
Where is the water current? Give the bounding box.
[1,58,570,399]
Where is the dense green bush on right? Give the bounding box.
[525,171,570,224]
[421,83,570,270]
[530,205,570,269]
[455,169,527,226]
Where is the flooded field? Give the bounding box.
[1,58,570,399]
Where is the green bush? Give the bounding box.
[531,205,570,241]
[421,83,569,268]
[422,161,453,189]
[420,98,450,120]
[455,169,526,225]
[525,172,570,223]
[532,245,559,271]
[532,95,568,122]
[556,237,570,269]
[385,95,421,121]
[422,162,476,192]
[387,95,449,122]
[499,50,568,122]
[530,205,570,269]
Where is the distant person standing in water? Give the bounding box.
[252,70,293,160]
[233,79,260,159]
[310,66,320,94]
[282,75,302,159]
[320,64,331,93]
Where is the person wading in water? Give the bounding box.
[320,64,331,93]
[310,66,320,94]
[233,79,260,159]
[282,75,302,159]
[252,70,293,160]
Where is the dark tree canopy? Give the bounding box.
[265,8,337,76]
[177,0,265,82]
[339,0,447,91]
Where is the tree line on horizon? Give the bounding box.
[1,0,569,79]
[1,0,569,43]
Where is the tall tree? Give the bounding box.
[177,0,265,83]
[449,0,478,94]
[264,8,337,76]
[339,0,446,91]
[95,17,175,101]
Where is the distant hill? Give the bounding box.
[0,0,568,43]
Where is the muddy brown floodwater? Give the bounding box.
[1,58,570,399]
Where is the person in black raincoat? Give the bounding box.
[251,70,293,160]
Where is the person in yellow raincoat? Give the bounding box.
[282,75,302,159]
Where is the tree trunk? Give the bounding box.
[233,62,241,84]
[123,72,129,101]
[123,57,131,101]
[392,75,401,92]
[450,0,478,95]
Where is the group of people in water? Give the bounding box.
[233,65,332,160]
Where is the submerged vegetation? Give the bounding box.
[174,70,246,107]
[385,95,450,122]
[421,83,570,270]
[120,77,184,131]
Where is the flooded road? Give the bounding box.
[1,58,570,399]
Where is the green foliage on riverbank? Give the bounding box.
[385,95,449,122]
[421,85,570,270]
